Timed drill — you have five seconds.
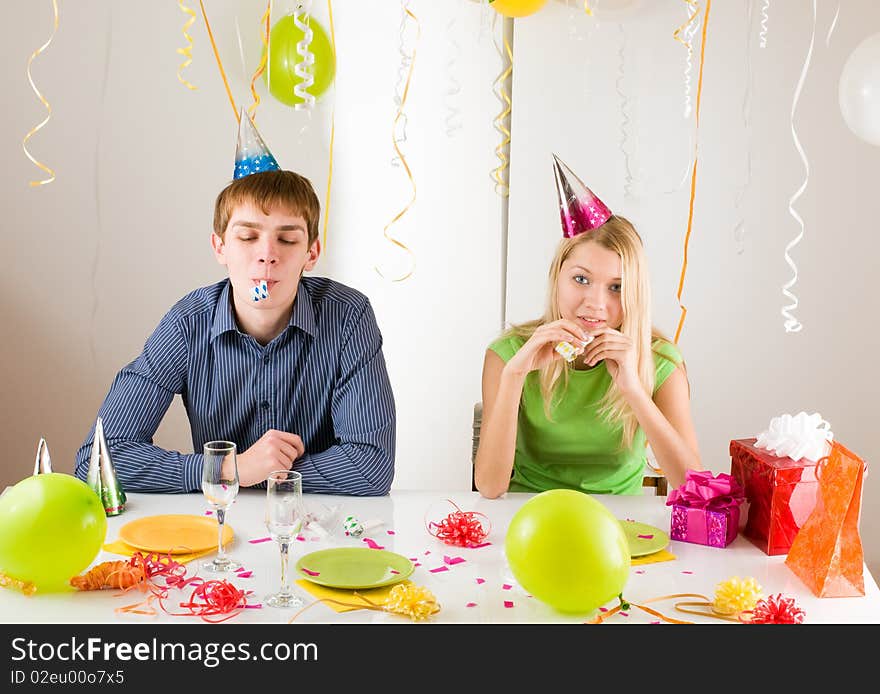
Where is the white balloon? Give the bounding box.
[839,33,880,146]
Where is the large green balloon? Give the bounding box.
[263,15,335,107]
[0,473,107,592]
[505,489,630,614]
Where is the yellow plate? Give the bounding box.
[118,514,234,554]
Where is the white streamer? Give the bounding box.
[681,4,701,119]
[293,2,315,111]
[615,23,634,198]
[733,0,754,255]
[781,0,816,334]
[444,16,462,137]
[825,2,840,47]
[759,0,770,48]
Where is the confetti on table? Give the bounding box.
[650,620,661,624]
[204,511,213,516]
[635,570,645,575]
[504,600,514,608]
[387,530,396,535]
[475,577,486,585]
[245,604,263,609]
[390,570,400,574]
[443,556,465,565]
[502,583,512,590]
[248,537,272,544]
[682,570,694,575]
[362,538,385,550]
[466,602,477,608]
[237,571,253,579]
[470,542,492,549]
[637,534,654,539]
[429,566,449,574]
[301,568,320,577]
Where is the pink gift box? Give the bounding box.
[666,470,744,548]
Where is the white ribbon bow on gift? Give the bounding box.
[754,412,833,463]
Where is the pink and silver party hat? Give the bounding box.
[552,153,612,238]
[234,108,281,179]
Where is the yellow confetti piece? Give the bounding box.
[23,0,59,187]
[176,1,198,90]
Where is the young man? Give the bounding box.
[74,111,395,495]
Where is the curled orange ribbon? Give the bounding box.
[673,0,711,344]
[375,4,420,282]
[672,0,700,52]
[23,0,60,187]
[176,1,198,90]
[247,1,272,122]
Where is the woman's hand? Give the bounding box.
[581,328,640,394]
[504,320,590,377]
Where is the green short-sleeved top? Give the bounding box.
[488,335,683,495]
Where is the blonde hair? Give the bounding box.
[213,170,321,244]
[505,215,670,450]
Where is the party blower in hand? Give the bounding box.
[201,441,241,573]
[265,470,305,608]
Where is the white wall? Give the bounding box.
[1,1,877,576]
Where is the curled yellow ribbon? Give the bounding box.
[198,0,239,123]
[247,1,272,122]
[583,2,593,16]
[674,0,711,344]
[491,16,512,197]
[322,0,337,251]
[23,0,59,187]
[673,0,700,52]
[176,1,198,90]
[375,4,420,283]
[288,584,440,622]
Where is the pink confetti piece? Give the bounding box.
[620,612,629,617]
[204,511,213,516]
[470,542,492,549]
[413,563,421,567]
[387,530,396,535]
[635,570,646,575]
[295,535,306,542]
[682,570,694,575]
[248,537,272,544]
[650,620,661,624]
[424,550,431,555]
[234,566,246,573]
[245,604,263,609]
[466,602,477,608]
[301,568,320,577]
[237,571,253,578]
[409,557,418,561]
[390,569,400,574]
[443,556,465,565]
[637,534,654,539]
[502,583,512,590]
[599,607,608,612]
[475,577,486,585]
[362,538,385,550]
[503,600,514,608]
[429,566,450,574]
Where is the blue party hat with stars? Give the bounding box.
[234,108,281,179]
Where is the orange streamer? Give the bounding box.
[23,0,59,187]
[375,6,420,282]
[589,593,698,625]
[248,2,272,121]
[322,0,337,251]
[198,0,239,123]
[176,1,198,90]
[673,0,711,344]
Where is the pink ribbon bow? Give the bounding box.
[666,470,744,511]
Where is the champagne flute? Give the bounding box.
[265,469,304,608]
[201,440,241,573]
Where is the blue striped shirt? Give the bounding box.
[74,277,396,495]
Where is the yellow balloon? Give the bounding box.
[505,489,630,614]
[491,0,548,19]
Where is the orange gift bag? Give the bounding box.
[784,441,867,597]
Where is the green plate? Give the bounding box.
[295,548,414,589]
[619,520,670,557]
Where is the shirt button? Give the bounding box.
[260,401,270,410]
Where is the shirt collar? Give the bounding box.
[211,279,316,342]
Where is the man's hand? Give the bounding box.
[230,429,305,487]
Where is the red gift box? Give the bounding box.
[729,438,820,555]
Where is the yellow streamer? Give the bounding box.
[375,5,420,283]
[176,1,198,90]
[322,0,337,251]
[198,0,239,123]
[23,0,59,187]
[491,22,512,197]
[673,0,711,344]
[672,0,700,52]
[248,2,272,121]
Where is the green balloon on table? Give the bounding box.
[505,489,630,614]
[0,473,107,592]
[263,15,335,107]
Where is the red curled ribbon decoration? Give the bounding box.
[425,500,491,548]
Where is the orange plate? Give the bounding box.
[118,514,234,554]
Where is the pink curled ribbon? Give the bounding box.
[666,470,744,511]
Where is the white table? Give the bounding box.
[2,490,878,624]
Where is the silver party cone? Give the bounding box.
[33,437,53,475]
[86,417,126,516]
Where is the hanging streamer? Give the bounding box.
[616,23,634,198]
[444,17,463,137]
[392,3,415,166]
[248,2,272,121]
[176,1,198,90]
[198,0,239,123]
[733,0,754,255]
[491,14,512,197]
[673,0,711,345]
[583,1,593,16]
[759,0,770,48]
[293,1,316,111]
[781,0,816,334]
[375,2,420,282]
[322,0,336,250]
[673,1,700,118]
[23,0,60,187]
[825,2,840,47]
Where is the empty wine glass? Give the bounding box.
[201,440,241,573]
[265,469,304,608]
